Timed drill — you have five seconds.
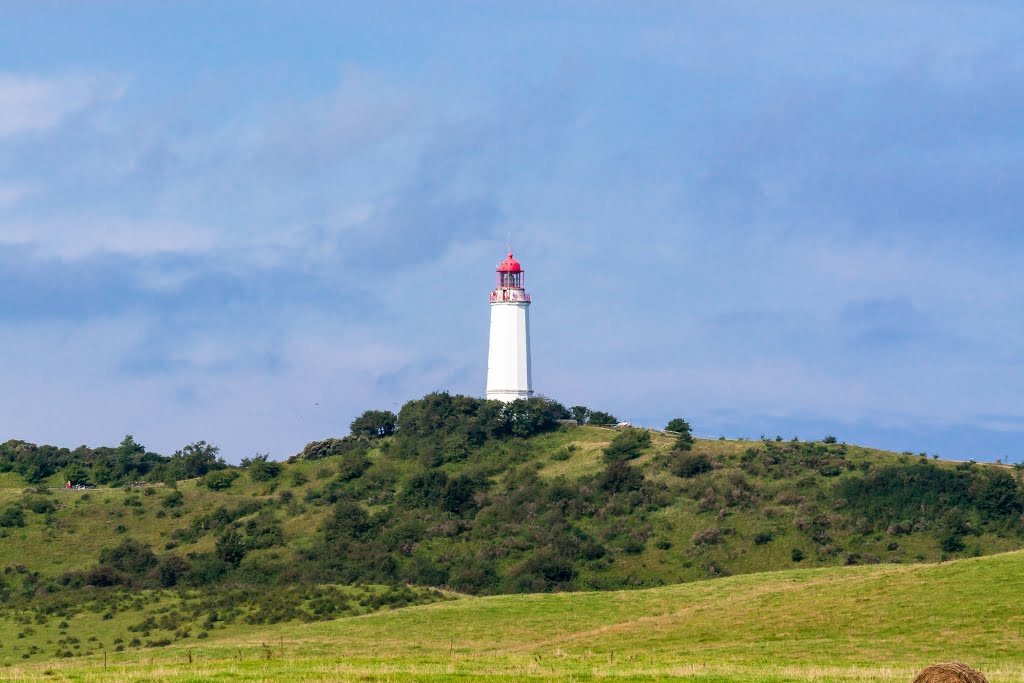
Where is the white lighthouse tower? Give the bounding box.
[486,252,533,402]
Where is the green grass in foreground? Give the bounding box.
[3,551,1023,682]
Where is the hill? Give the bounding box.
[3,550,1023,681]
[2,392,1024,665]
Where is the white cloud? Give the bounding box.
[0,182,36,209]
[0,73,123,138]
[0,216,218,260]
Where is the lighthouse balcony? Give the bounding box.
[490,289,531,303]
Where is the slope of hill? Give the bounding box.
[2,394,1022,596]
[2,391,1024,668]
[3,551,1023,681]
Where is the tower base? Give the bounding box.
[486,389,534,403]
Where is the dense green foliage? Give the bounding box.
[3,393,1024,606]
[0,436,227,486]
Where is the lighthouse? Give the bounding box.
[486,252,533,402]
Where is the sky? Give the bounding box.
[0,2,1022,463]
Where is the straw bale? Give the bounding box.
[912,662,988,683]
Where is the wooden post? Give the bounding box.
[104,651,107,670]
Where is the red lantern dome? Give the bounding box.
[497,252,522,273]
[491,252,530,302]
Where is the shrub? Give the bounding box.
[507,549,577,591]
[157,556,190,588]
[940,533,966,553]
[162,490,184,508]
[246,457,282,482]
[753,531,774,545]
[669,452,712,478]
[597,460,645,494]
[0,505,25,528]
[215,529,248,566]
[791,548,805,562]
[692,528,723,546]
[296,436,369,462]
[603,428,651,462]
[24,496,56,514]
[336,453,371,483]
[822,435,838,444]
[98,539,158,575]
[201,469,239,491]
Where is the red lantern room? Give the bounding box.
[490,252,531,303]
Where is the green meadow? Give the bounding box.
[2,550,1021,682]
[4,395,1024,680]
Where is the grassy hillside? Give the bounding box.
[3,391,1024,676]
[2,416,1021,593]
[3,551,1023,681]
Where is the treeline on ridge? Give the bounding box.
[2,393,1023,600]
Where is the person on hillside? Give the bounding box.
[66,480,71,490]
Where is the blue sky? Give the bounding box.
[1,2,1022,462]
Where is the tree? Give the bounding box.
[350,410,398,438]
[241,453,282,482]
[665,418,689,433]
[169,441,225,480]
[570,406,591,424]
[503,398,566,438]
[63,463,92,487]
[666,418,694,451]
[588,410,617,426]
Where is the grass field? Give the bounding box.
[2,550,1021,682]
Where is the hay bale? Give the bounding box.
[912,662,988,683]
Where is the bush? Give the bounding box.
[162,490,184,508]
[0,505,25,528]
[201,469,239,491]
[507,549,577,591]
[350,410,398,438]
[24,496,55,514]
[246,459,282,482]
[157,556,190,588]
[597,460,645,494]
[336,454,371,483]
[692,528,723,545]
[295,436,369,462]
[753,531,774,545]
[215,529,248,566]
[823,435,838,444]
[791,548,805,562]
[98,539,158,575]
[603,428,651,462]
[669,452,712,478]
[940,533,966,553]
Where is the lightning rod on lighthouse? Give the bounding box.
[486,252,533,402]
